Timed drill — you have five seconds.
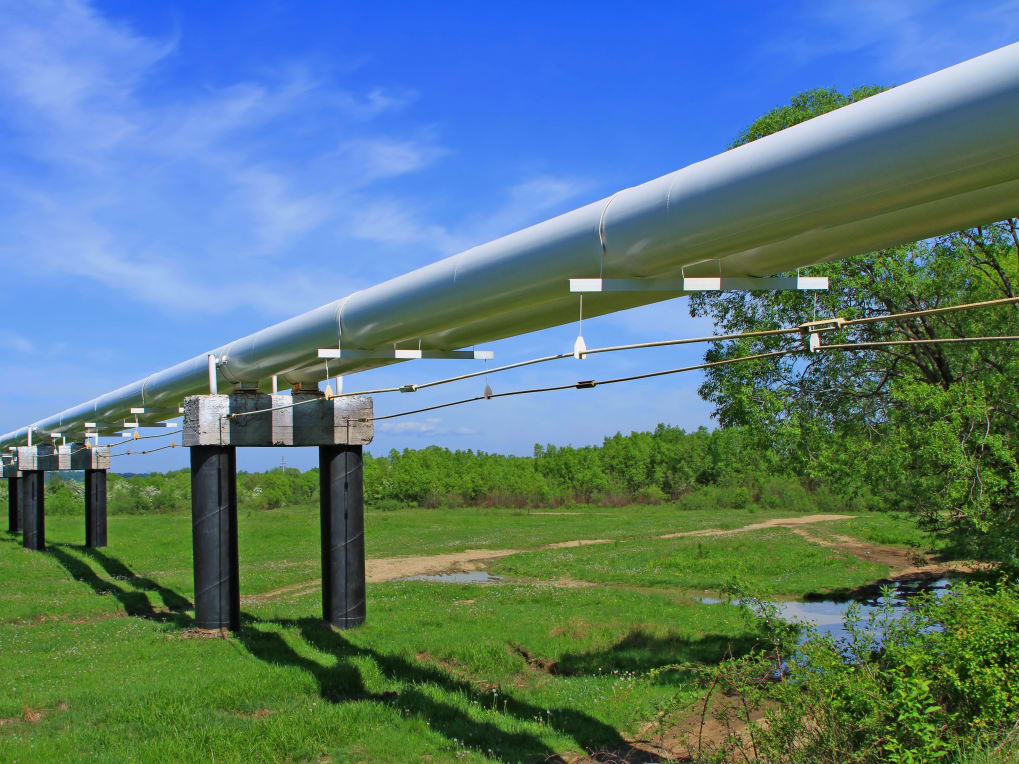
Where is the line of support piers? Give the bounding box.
[8,394,373,635]
[4,459,108,548]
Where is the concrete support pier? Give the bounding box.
[20,471,44,550]
[183,392,373,632]
[84,469,108,548]
[189,445,239,632]
[319,445,366,629]
[7,476,20,533]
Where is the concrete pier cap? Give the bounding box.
[71,444,111,472]
[182,393,373,447]
[8,444,110,472]
[1,454,20,479]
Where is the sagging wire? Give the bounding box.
[224,327,823,422]
[109,441,180,458]
[840,296,1019,326]
[365,349,792,422]
[221,295,1019,423]
[104,430,178,447]
[362,333,1019,424]
[88,330,1019,459]
[339,295,1019,399]
[816,336,1019,351]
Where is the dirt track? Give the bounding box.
[244,513,863,603]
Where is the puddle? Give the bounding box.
[400,571,503,584]
[701,577,952,645]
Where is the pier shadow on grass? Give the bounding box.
[42,546,675,762]
[549,628,759,684]
[46,544,193,627]
[238,615,663,762]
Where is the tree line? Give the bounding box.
[5,422,853,518]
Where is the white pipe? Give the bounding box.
[3,42,1019,448]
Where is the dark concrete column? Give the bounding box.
[319,444,366,629]
[7,477,20,533]
[189,445,239,632]
[84,469,108,548]
[20,471,45,550]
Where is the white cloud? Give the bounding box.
[334,136,449,183]
[774,0,1019,76]
[377,417,476,436]
[0,0,596,324]
[348,173,592,257]
[0,332,36,354]
[0,0,448,317]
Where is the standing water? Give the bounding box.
[400,571,502,584]
[701,577,952,644]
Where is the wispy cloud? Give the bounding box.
[377,417,476,436]
[348,172,592,258]
[773,0,1019,76]
[0,332,36,354]
[0,1,596,322]
[0,0,451,316]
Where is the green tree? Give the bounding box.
[690,86,1019,563]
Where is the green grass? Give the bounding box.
[490,528,888,597]
[817,512,939,550]
[0,504,922,762]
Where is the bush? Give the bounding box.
[757,476,813,513]
[370,498,405,512]
[707,578,1019,763]
[636,485,666,505]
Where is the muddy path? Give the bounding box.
[789,526,983,582]
[245,514,858,604]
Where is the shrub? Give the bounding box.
[757,476,813,513]
[706,578,1019,763]
[370,498,405,512]
[636,485,666,505]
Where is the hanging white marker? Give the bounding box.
[573,335,588,360]
[808,332,821,353]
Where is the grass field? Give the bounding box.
[0,504,929,762]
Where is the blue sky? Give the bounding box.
[1,0,1016,473]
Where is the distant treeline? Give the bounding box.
[0,424,863,516]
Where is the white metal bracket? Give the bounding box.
[318,348,494,361]
[569,276,828,292]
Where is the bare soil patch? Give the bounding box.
[790,526,986,580]
[546,539,613,549]
[368,548,519,581]
[659,513,854,539]
[247,515,866,603]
